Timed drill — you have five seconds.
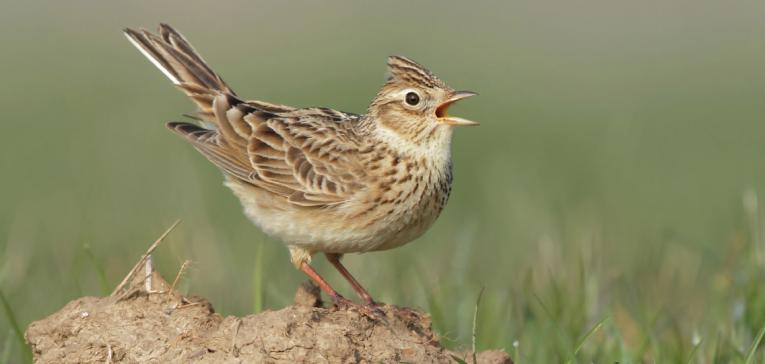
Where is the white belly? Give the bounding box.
[225,178,444,255]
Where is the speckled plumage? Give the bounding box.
[124,24,477,310]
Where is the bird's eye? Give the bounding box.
[405,92,420,106]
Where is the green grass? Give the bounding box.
[0,290,31,363]
[83,243,110,296]
[252,242,264,313]
[744,325,765,364]
[2,1,765,363]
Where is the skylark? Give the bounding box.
[124,24,477,313]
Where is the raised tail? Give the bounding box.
[124,24,235,121]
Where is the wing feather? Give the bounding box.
[166,122,254,182]
[170,89,366,208]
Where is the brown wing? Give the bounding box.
[126,25,366,206]
[170,95,367,207]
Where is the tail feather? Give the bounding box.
[124,24,235,117]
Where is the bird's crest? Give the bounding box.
[386,56,446,89]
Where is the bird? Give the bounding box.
[123,24,477,314]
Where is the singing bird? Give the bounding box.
[124,24,477,314]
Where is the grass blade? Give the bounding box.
[0,289,32,363]
[1,330,14,363]
[83,243,109,296]
[744,324,765,364]
[513,340,520,364]
[450,354,468,364]
[565,316,608,364]
[711,332,722,364]
[252,242,264,313]
[533,292,573,359]
[686,338,702,364]
[575,316,608,356]
[472,286,485,364]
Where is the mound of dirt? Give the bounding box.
[25,267,510,363]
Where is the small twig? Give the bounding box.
[144,255,154,292]
[176,301,201,309]
[231,318,242,356]
[111,220,181,296]
[106,343,113,364]
[169,260,192,294]
[115,288,140,302]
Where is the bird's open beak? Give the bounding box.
[436,91,479,126]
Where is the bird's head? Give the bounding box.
[368,56,477,149]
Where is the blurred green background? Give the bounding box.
[2,0,765,362]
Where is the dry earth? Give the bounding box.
[25,261,511,363]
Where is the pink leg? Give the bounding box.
[326,253,376,306]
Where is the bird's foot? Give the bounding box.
[363,299,387,312]
[331,296,386,320]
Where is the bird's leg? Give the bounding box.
[298,261,346,304]
[299,262,383,319]
[325,253,377,306]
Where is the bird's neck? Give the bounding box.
[370,122,453,167]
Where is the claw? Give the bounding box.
[331,296,386,320]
